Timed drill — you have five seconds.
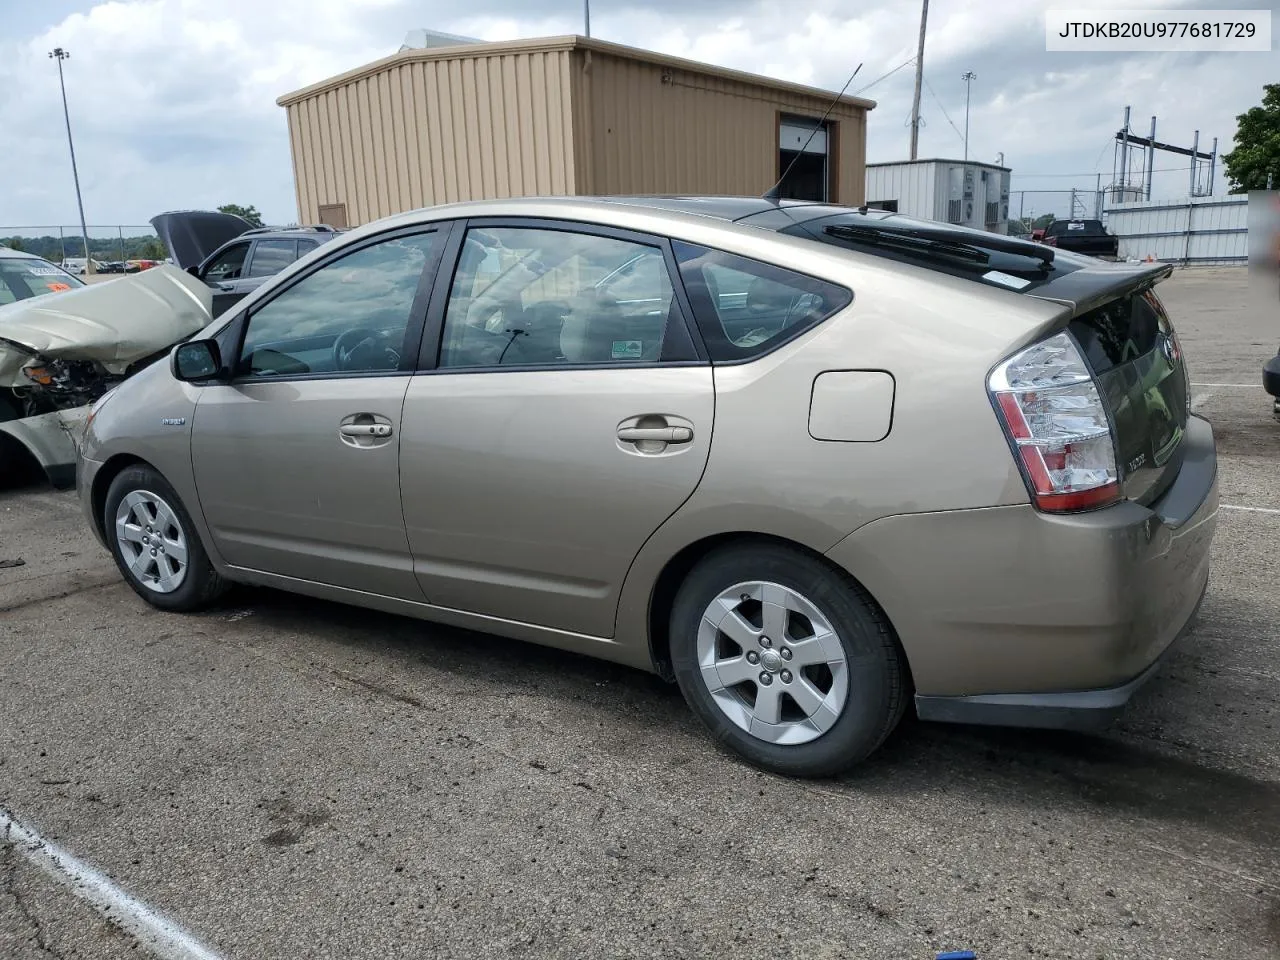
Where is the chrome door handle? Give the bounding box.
[617,426,692,444]
[340,423,393,438]
[215,282,234,291]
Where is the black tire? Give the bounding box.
[670,542,907,778]
[103,464,228,611]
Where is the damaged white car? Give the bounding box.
[0,265,212,486]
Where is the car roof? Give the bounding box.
[236,226,344,240]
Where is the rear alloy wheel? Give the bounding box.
[104,465,227,611]
[670,544,906,777]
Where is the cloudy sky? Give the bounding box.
[2,0,1275,232]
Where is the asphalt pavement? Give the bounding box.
[1,267,1277,959]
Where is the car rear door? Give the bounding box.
[399,218,713,638]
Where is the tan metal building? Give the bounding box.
[276,35,874,228]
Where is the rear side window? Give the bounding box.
[672,240,850,362]
[247,239,298,278]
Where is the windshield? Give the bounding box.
[782,212,1090,293]
[0,255,85,306]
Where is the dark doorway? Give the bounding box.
[776,150,827,201]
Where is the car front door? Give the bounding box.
[400,220,713,638]
[200,241,253,317]
[190,226,448,597]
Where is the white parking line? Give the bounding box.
[1222,504,1280,515]
[1,808,223,960]
[1190,383,1257,388]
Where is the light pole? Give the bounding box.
[49,47,92,275]
[584,0,590,37]
[961,71,976,163]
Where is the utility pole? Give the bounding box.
[1190,129,1199,196]
[1145,116,1156,200]
[961,71,976,162]
[909,0,928,160]
[583,0,590,37]
[49,47,92,275]
[1119,105,1131,198]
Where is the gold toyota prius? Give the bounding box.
[77,197,1218,776]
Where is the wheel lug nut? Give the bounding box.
[150,549,157,556]
[759,672,773,686]
[760,636,772,648]
[780,647,793,661]
[746,651,760,665]
[780,670,793,684]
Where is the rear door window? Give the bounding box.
[671,240,850,361]
[438,226,682,368]
[246,239,298,278]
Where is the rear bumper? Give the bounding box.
[914,577,1207,731]
[825,415,1218,729]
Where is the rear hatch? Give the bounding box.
[1030,264,1188,504]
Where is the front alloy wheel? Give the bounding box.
[103,464,228,611]
[114,490,189,593]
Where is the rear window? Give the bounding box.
[1070,289,1168,374]
[1047,220,1106,236]
[0,256,84,306]
[672,241,851,362]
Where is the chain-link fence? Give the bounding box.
[0,225,163,265]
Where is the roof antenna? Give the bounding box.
[763,62,863,202]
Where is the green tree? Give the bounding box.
[1032,214,1056,229]
[1222,84,1280,193]
[3,236,23,251]
[140,238,167,260]
[217,203,264,227]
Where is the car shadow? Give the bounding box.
[200,584,1279,855]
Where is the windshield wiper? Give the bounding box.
[821,222,1055,272]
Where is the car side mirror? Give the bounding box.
[171,340,223,382]
[186,265,201,278]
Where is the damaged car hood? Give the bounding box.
[0,265,212,385]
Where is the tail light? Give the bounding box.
[988,331,1120,512]
[1044,236,1058,247]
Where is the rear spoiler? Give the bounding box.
[1027,261,1174,316]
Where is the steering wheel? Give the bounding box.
[332,327,399,372]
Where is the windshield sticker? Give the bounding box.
[611,340,643,360]
[982,270,1032,290]
[45,282,72,293]
[26,267,64,276]
[1067,222,1086,230]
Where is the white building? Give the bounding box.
[865,159,1012,234]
